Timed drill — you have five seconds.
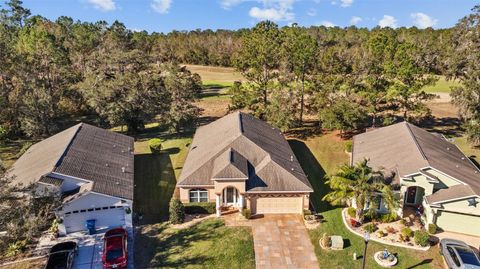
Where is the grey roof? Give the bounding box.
[39,176,64,187]
[8,123,134,200]
[177,112,313,193]
[54,124,134,200]
[7,124,80,187]
[352,122,480,198]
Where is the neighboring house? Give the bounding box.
[6,123,134,235]
[352,121,480,236]
[177,112,313,216]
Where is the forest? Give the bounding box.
[0,1,479,147]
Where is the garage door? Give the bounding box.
[435,211,480,236]
[252,196,302,214]
[63,207,126,233]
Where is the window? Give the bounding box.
[189,189,208,203]
[447,246,461,267]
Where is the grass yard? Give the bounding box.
[453,135,480,165]
[423,76,461,93]
[135,218,255,269]
[290,131,444,269]
[184,64,244,83]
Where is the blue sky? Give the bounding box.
[15,0,476,33]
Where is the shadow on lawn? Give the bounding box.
[134,152,176,225]
[136,221,222,268]
[288,139,336,213]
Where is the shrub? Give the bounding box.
[399,218,407,226]
[321,233,331,248]
[380,213,397,223]
[377,230,387,237]
[414,230,430,247]
[5,240,27,257]
[363,223,377,233]
[184,202,216,214]
[345,141,353,153]
[386,226,397,234]
[401,227,413,238]
[428,223,437,234]
[169,198,185,224]
[242,208,252,219]
[148,138,163,154]
[347,207,356,218]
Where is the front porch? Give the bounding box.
[215,186,245,217]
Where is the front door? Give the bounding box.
[223,187,237,205]
[405,187,417,204]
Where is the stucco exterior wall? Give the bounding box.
[213,181,246,195]
[179,187,216,203]
[438,197,480,216]
[425,169,463,188]
[401,174,434,196]
[59,192,125,213]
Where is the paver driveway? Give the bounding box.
[251,214,318,269]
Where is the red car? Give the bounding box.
[102,228,128,269]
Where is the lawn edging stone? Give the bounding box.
[341,208,430,251]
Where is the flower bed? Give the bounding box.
[341,208,430,250]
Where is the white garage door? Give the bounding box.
[252,196,302,214]
[436,211,480,236]
[64,207,126,233]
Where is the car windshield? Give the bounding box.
[106,248,123,262]
[455,246,480,266]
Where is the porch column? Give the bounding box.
[216,194,221,217]
[239,194,244,209]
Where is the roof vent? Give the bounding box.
[106,163,109,167]
[461,157,465,160]
[291,168,294,171]
[290,155,293,162]
[115,182,120,185]
[113,144,116,148]
[122,167,126,173]
[456,165,459,168]
[447,147,450,151]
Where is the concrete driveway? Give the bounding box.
[251,215,318,269]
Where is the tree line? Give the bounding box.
[0,1,478,146]
[0,0,202,139]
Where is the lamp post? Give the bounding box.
[362,231,370,269]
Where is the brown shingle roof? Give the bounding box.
[352,122,480,198]
[212,148,248,180]
[425,185,477,204]
[177,112,313,192]
[8,123,134,200]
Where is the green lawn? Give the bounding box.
[453,135,480,166]
[423,76,461,93]
[135,219,255,269]
[290,132,444,269]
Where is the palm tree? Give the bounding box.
[323,159,397,221]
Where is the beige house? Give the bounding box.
[352,122,480,236]
[177,112,313,216]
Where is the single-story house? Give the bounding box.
[6,123,134,235]
[177,112,313,216]
[352,121,480,236]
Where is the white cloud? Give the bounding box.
[350,16,362,25]
[340,0,353,7]
[87,0,116,11]
[247,0,296,22]
[319,20,335,27]
[379,15,397,28]
[307,8,316,17]
[220,0,245,10]
[411,12,437,28]
[220,0,296,22]
[151,0,172,14]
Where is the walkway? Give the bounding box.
[250,214,318,269]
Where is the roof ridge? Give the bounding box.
[53,123,83,169]
[404,122,428,161]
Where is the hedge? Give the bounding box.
[184,202,216,214]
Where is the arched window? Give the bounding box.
[189,189,208,203]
